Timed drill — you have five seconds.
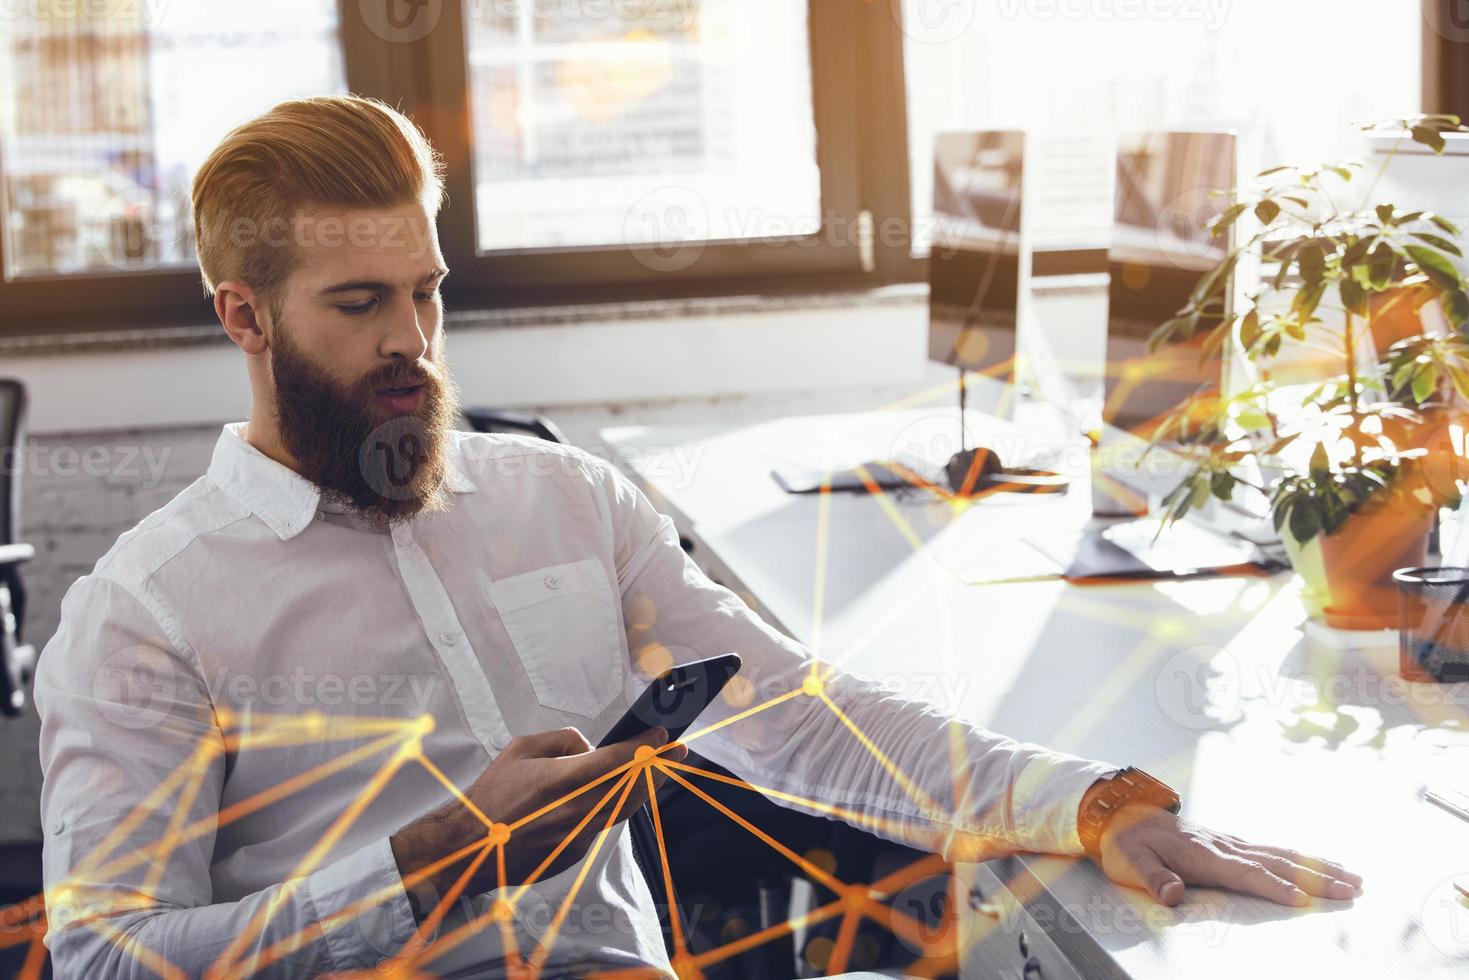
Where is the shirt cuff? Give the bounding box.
[1010,750,1120,855]
[304,836,417,971]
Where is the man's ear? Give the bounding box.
[215,280,270,356]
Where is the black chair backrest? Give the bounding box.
[0,381,26,547]
[460,408,568,446]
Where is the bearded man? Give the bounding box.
[34,96,1359,979]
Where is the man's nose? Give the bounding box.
[380,295,431,362]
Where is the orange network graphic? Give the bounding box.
[1,370,1350,979]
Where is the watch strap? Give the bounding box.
[1078,767,1181,858]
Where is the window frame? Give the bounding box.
[0,0,917,336]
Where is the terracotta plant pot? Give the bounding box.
[1316,501,1435,631]
[1368,280,1440,355]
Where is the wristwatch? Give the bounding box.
[1077,767,1181,858]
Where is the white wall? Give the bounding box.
[13,297,928,436]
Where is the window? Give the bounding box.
[464,0,822,255]
[902,0,1422,251]
[0,1,346,281]
[5,1,1423,334]
[423,0,907,307]
[0,0,910,333]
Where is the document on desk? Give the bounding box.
[1026,519,1267,580]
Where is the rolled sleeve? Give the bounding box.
[1007,750,1118,855]
[306,835,418,970]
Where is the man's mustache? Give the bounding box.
[366,361,442,393]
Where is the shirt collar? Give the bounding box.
[208,422,476,542]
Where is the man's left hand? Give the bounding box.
[1095,805,1362,907]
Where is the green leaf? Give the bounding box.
[1211,202,1250,238]
[1449,290,1469,328]
[1258,165,1292,177]
[1431,213,1462,236]
[1340,277,1369,316]
[1298,241,1327,284]
[1190,479,1212,511]
[1291,282,1327,320]
[1411,232,1464,257]
[1237,406,1270,430]
[1255,200,1281,226]
[1407,244,1464,291]
[1377,203,1396,225]
[1412,124,1448,154]
[1309,442,1331,476]
[1392,360,1419,393]
[1448,364,1469,400]
[1412,365,1438,403]
[1210,471,1235,501]
[1289,498,1322,543]
[1369,244,1397,289]
[1239,309,1262,349]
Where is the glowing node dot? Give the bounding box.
[671,952,699,980]
[801,676,824,697]
[844,886,868,911]
[486,823,510,846]
[490,899,515,924]
[803,847,837,876]
[804,936,835,970]
[635,744,657,762]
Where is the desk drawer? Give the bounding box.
[959,862,1088,980]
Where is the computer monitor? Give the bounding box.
[927,130,1024,392]
[1098,131,1243,515]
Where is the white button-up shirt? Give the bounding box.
[35,422,1113,977]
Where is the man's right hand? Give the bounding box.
[389,726,686,911]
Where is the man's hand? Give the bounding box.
[1094,804,1362,907]
[390,726,687,910]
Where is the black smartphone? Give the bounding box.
[597,653,743,748]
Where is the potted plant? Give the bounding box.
[1148,115,1469,630]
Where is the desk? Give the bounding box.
[603,406,1469,980]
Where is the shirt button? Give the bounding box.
[51,819,65,834]
[544,573,561,590]
[441,630,457,646]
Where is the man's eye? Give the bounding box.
[338,299,378,315]
[414,290,440,303]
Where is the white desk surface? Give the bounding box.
[602,406,1469,980]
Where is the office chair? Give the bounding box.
[460,407,569,446]
[0,380,35,718]
[459,407,688,953]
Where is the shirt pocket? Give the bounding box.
[485,558,624,717]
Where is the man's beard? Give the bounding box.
[269,323,461,529]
